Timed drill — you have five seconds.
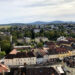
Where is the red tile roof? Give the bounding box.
[0,64,9,73]
[67,37,75,42]
[9,49,20,54]
[5,51,35,59]
[40,50,47,56]
[48,47,68,54]
[46,42,56,46]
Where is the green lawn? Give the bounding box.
[0,25,11,29]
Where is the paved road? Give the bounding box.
[63,63,75,75]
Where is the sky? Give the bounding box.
[0,0,75,24]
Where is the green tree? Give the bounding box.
[0,51,6,58]
[69,33,75,38]
[31,29,35,39]
[0,40,11,54]
[35,32,40,37]
[24,30,32,37]
[40,29,44,37]
[12,35,17,42]
[37,42,43,48]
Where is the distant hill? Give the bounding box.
[0,21,75,26]
[29,21,49,24]
[28,21,64,24]
[50,21,65,24]
[29,21,75,24]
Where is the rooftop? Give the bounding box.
[5,51,35,59]
[0,64,9,73]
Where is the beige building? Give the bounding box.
[35,37,49,43]
[4,52,36,66]
[24,37,31,43]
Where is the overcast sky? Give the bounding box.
[0,0,75,24]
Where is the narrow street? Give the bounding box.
[63,63,75,75]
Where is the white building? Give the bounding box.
[34,29,40,33]
[24,37,31,43]
[4,52,36,66]
[35,37,49,43]
[37,58,44,64]
[40,37,49,42]
[57,36,68,41]
[35,37,40,43]
[13,46,31,49]
[17,39,24,43]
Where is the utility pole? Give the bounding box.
[10,34,13,50]
[10,35,12,44]
[0,46,1,52]
[2,70,5,75]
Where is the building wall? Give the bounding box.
[48,55,59,59]
[37,58,44,64]
[4,57,36,66]
[4,59,13,66]
[30,57,36,65]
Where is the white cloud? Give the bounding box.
[0,0,75,24]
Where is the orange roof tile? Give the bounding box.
[0,64,9,73]
[9,49,20,54]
